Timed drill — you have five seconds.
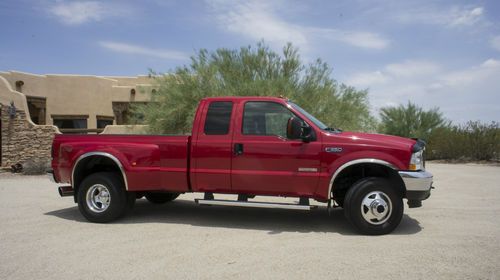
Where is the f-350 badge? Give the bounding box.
[325,147,343,153]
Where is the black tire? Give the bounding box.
[77,172,129,223]
[344,177,403,235]
[127,192,136,209]
[145,192,180,204]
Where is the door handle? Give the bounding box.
[234,143,244,156]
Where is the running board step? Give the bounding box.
[194,199,317,211]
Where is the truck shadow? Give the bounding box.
[45,199,422,235]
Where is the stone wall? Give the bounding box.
[1,105,58,169]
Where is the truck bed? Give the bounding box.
[52,134,191,192]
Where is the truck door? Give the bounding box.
[231,101,321,196]
[191,100,235,193]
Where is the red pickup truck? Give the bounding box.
[49,96,433,235]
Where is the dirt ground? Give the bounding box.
[0,163,499,279]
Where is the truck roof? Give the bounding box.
[201,96,288,102]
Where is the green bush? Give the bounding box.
[379,102,447,140]
[427,121,499,161]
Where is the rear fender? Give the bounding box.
[71,151,129,190]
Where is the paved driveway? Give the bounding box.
[0,163,499,279]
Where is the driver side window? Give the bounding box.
[242,102,297,138]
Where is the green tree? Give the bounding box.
[133,42,375,134]
[379,102,447,140]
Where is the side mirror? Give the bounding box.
[302,125,312,143]
[287,117,303,140]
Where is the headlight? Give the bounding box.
[409,150,424,171]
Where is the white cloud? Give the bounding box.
[385,60,441,78]
[345,59,500,123]
[345,71,388,88]
[491,36,500,52]
[481,59,500,68]
[211,0,308,49]
[48,1,130,25]
[99,41,188,60]
[314,29,390,50]
[337,31,389,50]
[346,60,440,87]
[396,5,485,28]
[440,59,500,87]
[448,6,483,27]
[206,0,389,51]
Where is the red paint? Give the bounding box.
[52,96,416,200]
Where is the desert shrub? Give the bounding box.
[427,121,499,161]
[379,102,447,140]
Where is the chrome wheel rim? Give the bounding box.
[361,191,392,225]
[86,184,111,213]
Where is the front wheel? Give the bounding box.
[77,172,130,223]
[344,177,403,235]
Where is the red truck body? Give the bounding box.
[52,96,414,200]
[50,96,433,234]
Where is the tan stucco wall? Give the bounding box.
[103,75,153,86]
[0,76,60,168]
[0,71,155,129]
[0,75,40,127]
[0,71,159,168]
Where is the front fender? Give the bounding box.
[315,151,405,200]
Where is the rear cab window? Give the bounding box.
[204,101,233,135]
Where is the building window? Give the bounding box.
[204,101,233,135]
[15,81,24,92]
[130,89,136,102]
[52,115,88,134]
[96,115,114,129]
[26,96,46,125]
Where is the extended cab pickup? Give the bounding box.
[49,96,433,235]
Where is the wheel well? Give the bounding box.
[331,163,405,202]
[72,155,125,202]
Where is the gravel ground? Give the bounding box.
[0,163,499,279]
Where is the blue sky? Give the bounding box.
[1,0,499,123]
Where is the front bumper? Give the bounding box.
[398,170,433,207]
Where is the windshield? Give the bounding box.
[288,101,329,130]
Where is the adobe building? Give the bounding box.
[0,71,154,169]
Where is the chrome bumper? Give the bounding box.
[399,170,433,192]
